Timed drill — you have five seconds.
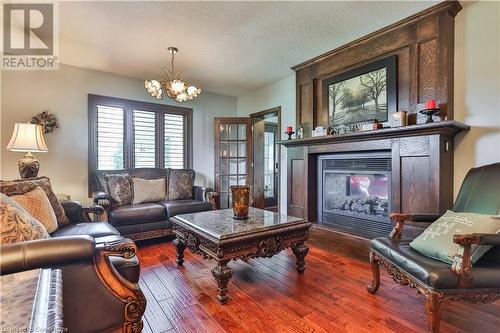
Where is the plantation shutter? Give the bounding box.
[133,110,157,167]
[164,114,185,169]
[96,105,124,170]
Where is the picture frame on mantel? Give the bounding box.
[322,55,397,129]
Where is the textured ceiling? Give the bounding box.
[58,1,439,97]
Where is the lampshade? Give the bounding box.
[7,123,48,153]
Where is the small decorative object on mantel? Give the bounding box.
[312,126,328,137]
[419,99,441,123]
[391,111,408,127]
[230,185,250,220]
[330,119,381,135]
[30,111,59,134]
[296,126,304,139]
[285,126,295,140]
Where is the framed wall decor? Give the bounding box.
[323,55,397,129]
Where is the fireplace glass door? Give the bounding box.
[323,172,390,220]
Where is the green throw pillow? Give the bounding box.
[410,210,500,264]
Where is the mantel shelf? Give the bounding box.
[278,120,469,147]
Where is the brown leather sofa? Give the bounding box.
[0,200,146,333]
[90,168,216,240]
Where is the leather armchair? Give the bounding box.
[0,236,146,333]
[368,163,500,333]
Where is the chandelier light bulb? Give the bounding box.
[171,80,186,94]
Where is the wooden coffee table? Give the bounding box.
[171,207,311,304]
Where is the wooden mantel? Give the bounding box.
[279,121,469,147]
[279,121,469,238]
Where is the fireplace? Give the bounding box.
[317,152,392,238]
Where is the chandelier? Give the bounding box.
[145,47,201,103]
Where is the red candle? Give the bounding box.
[425,99,437,109]
[286,126,293,133]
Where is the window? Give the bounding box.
[89,94,192,174]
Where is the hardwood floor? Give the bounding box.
[137,228,500,333]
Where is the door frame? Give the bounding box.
[250,106,281,212]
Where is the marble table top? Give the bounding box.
[172,208,307,240]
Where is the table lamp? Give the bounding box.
[6,123,48,179]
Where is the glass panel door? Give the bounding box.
[214,118,252,209]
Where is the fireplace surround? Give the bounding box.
[317,152,392,238]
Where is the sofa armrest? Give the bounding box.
[451,233,500,288]
[92,190,112,208]
[193,186,211,201]
[0,236,96,275]
[60,200,105,223]
[389,213,441,240]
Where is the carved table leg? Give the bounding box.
[292,242,309,273]
[173,238,186,266]
[425,291,444,333]
[211,260,233,304]
[367,250,380,294]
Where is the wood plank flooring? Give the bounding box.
[137,228,500,333]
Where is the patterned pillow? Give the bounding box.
[132,177,166,204]
[0,177,69,226]
[168,169,195,200]
[104,173,133,205]
[410,210,500,264]
[11,186,58,233]
[0,193,50,244]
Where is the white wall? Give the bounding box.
[236,1,500,213]
[237,74,295,212]
[453,0,500,195]
[1,64,237,203]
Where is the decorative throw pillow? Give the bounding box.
[410,210,500,264]
[11,186,58,233]
[0,177,69,226]
[0,193,50,244]
[132,178,166,204]
[104,172,133,205]
[168,169,195,200]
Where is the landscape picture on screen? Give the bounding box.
[328,67,388,126]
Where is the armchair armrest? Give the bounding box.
[60,200,105,223]
[389,213,441,240]
[451,233,500,287]
[92,190,112,208]
[0,236,96,275]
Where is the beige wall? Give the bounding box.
[1,64,237,203]
[453,0,500,195]
[236,1,500,214]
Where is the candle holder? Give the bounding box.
[419,108,440,123]
[285,131,295,140]
[230,185,251,220]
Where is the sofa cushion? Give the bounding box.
[372,237,500,289]
[168,169,195,200]
[161,200,213,219]
[11,186,58,233]
[51,222,120,238]
[410,210,500,264]
[131,177,166,204]
[0,177,69,226]
[109,203,166,226]
[0,193,50,244]
[104,173,133,205]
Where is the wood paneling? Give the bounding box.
[292,1,461,129]
[287,147,307,218]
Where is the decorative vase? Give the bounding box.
[230,185,251,219]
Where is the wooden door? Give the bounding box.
[214,117,253,209]
[253,121,279,210]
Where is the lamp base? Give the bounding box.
[18,153,40,179]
